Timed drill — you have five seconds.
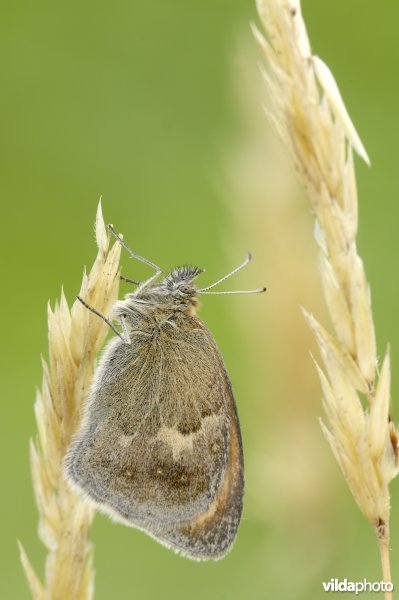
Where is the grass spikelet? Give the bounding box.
[254,0,399,593]
[21,202,121,600]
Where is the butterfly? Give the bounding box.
[66,225,265,560]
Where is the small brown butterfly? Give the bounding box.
[65,225,265,560]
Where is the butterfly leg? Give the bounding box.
[76,296,130,344]
[120,275,140,285]
[119,314,131,344]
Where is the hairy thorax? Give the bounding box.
[113,292,199,336]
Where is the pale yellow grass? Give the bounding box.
[254,0,399,595]
[19,203,121,600]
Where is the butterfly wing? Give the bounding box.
[155,317,244,559]
[66,314,243,559]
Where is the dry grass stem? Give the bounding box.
[20,203,121,600]
[254,0,399,593]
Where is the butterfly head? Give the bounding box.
[163,265,204,301]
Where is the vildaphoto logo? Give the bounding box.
[322,579,394,594]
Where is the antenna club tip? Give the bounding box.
[262,287,267,293]
[247,251,253,261]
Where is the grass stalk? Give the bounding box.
[20,203,121,600]
[378,523,393,600]
[254,0,399,594]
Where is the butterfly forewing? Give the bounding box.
[66,311,243,558]
[154,318,244,559]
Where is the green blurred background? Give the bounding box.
[2,1,399,598]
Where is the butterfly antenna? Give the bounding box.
[198,252,264,294]
[199,287,266,295]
